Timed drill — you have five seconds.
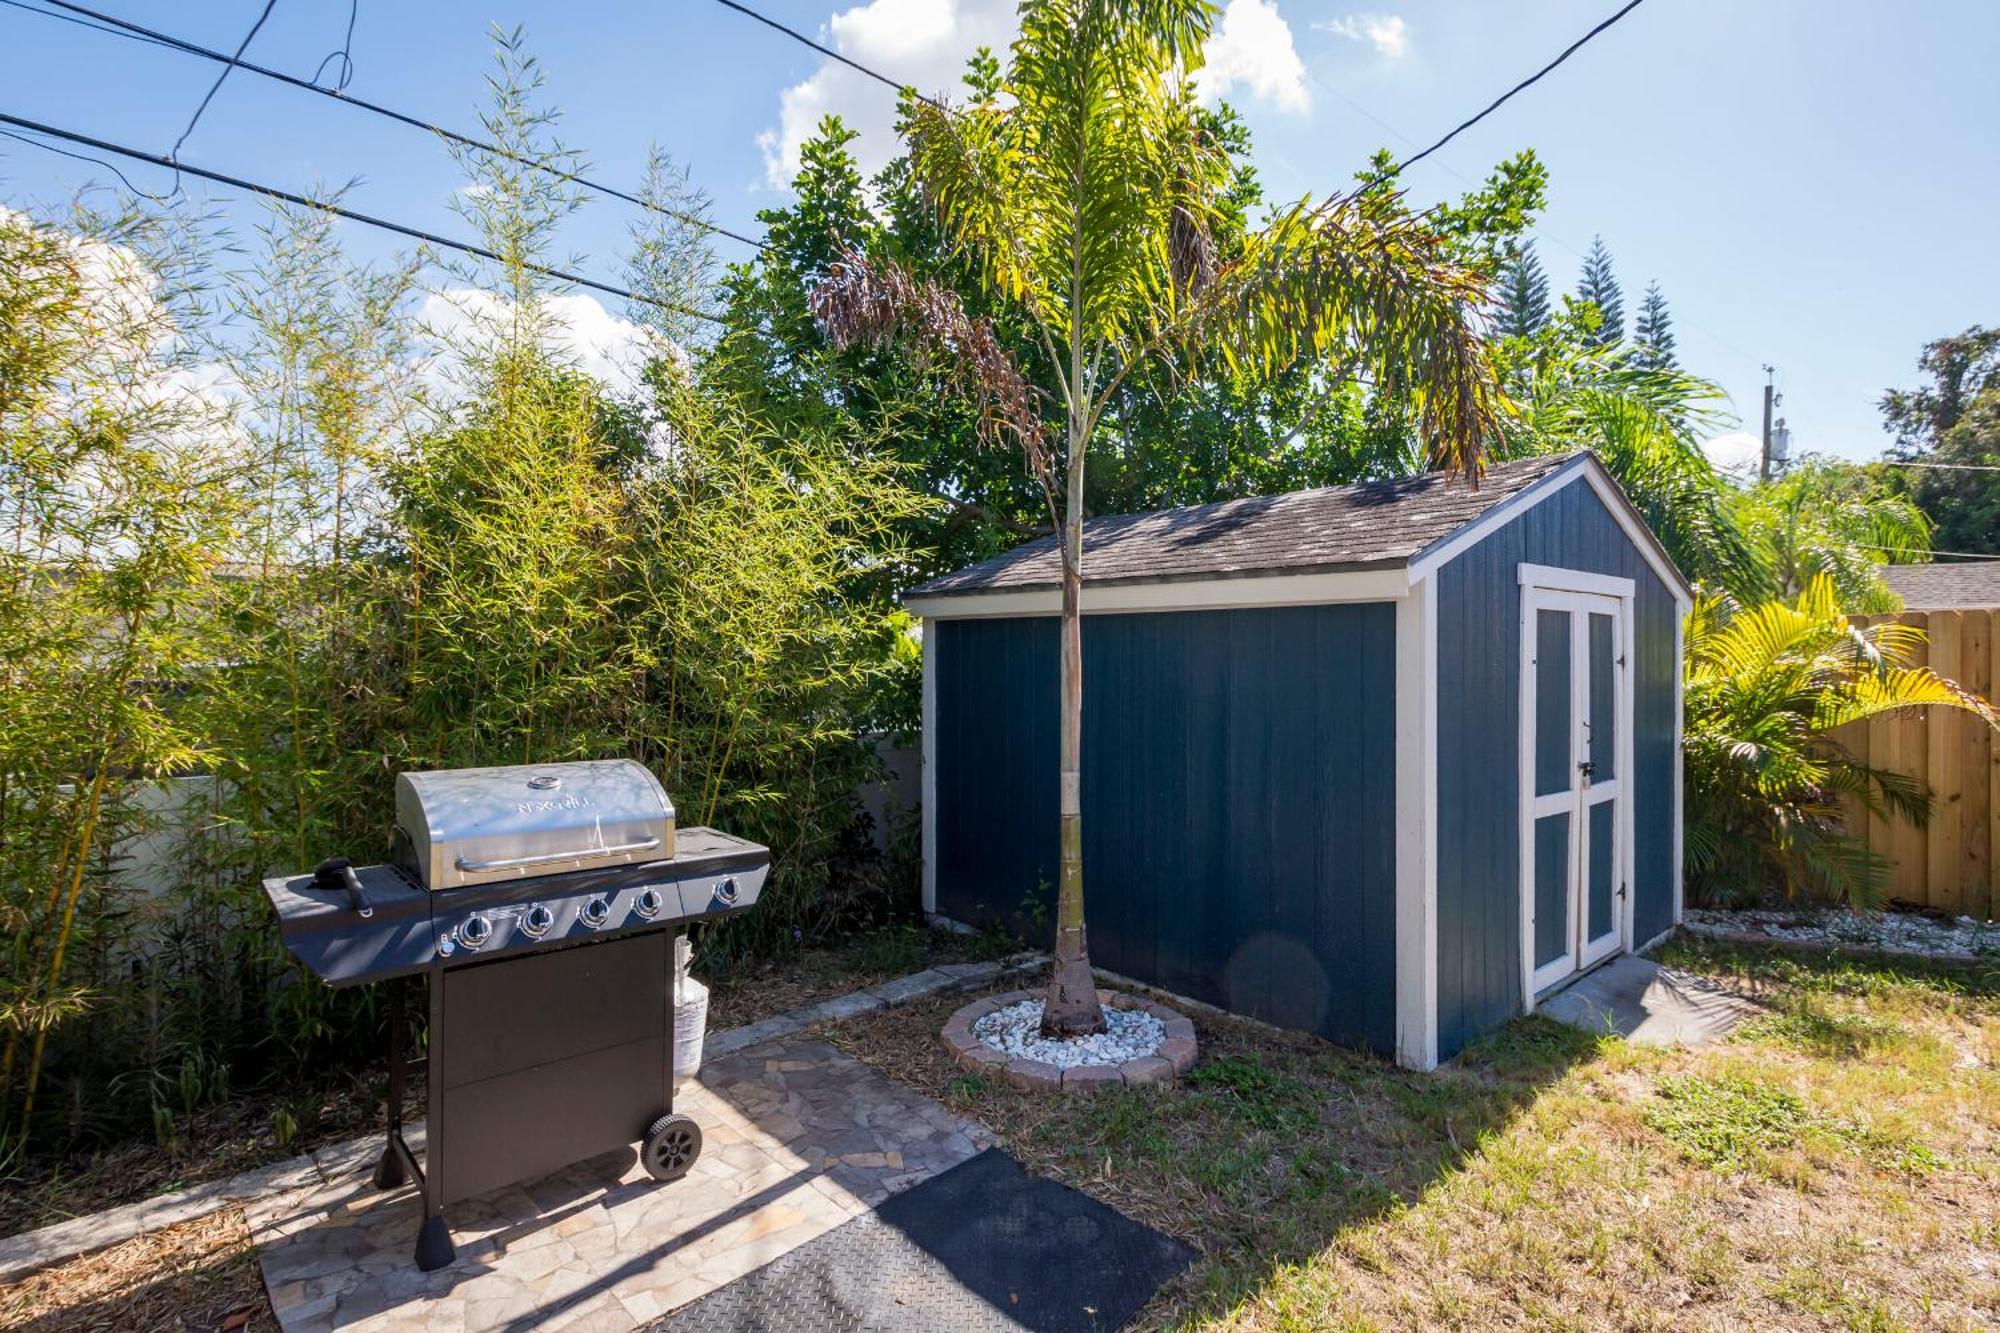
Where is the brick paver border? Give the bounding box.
[940,989,1198,1093]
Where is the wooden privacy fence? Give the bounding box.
[1834,610,1999,920]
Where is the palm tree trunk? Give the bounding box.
[1041,421,1105,1037]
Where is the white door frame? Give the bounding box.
[1517,565,1637,1009]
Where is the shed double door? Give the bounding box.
[1521,588,1631,997]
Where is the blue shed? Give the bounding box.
[906,451,1693,1070]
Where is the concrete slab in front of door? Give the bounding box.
[1538,956,1763,1047]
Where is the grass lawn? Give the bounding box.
[823,936,2000,1331]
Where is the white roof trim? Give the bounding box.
[1405,453,1694,606]
[1517,563,1636,599]
[905,566,1409,621]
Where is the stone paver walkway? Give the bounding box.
[251,1038,992,1331]
[1538,955,1763,1047]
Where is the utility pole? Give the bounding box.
[1759,365,1776,483]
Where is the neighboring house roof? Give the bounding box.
[1880,561,2000,610]
[909,451,1674,599]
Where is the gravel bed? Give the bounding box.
[1684,906,2000,958]
[973,999,1165,1069]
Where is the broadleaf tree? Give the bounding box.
[811,0,1503,1035]
[1880,325,2000,556]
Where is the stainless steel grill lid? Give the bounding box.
[394,759,675,890]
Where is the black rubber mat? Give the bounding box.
[653,1148,1195,1332]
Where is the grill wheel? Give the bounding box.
[642,1112,703,1182]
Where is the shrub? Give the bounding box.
[1682,575,1996,909]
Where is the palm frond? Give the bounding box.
[1196,190,1502,476]
[1683,573,1997,910]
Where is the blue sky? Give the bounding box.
[3,0,1995,466]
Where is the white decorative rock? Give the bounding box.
[971,999,1165,1068]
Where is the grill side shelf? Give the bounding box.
[263,865,435,987]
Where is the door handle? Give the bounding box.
[1577,760,1594,781]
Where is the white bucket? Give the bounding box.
[674,977,709,1085]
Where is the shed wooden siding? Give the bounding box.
[1434,481,1680,1059]
[932,604,1400,1053]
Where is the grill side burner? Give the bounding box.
[263,763,769,1273]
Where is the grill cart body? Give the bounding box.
[262,761,769,1271]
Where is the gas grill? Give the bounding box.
[262,759,769,1271]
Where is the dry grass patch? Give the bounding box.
[821,941,2000,1331]
[0,1205,271,1332]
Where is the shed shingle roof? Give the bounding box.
[1880,561,2000,610]
[909,451,1584,596]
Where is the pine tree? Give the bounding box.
[1633,281,1677,369]
[1576,235,1624,350]
[1494,242,1551,338]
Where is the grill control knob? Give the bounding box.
[715,877,739,906]
[635,888,665,920]
[579,896,611,929]
[457,914,494,950]
[521,904,554,938]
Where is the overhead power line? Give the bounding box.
[0,0,168,48]
[709,0,942,108]
[312,0,357,92]
[168,0,277,169]
[1395,0,1649,172]
[1880,459,2000,473]
[0,125,163,197]
[0,109,720,325]
[1870,545,2000,562]
[7,0,768,252]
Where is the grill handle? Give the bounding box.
[454,836,661,874]
[315,856,373,919]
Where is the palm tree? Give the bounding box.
[1494,316,1764,598]
[812,0,1502,1035]
[1737,458,1934,612]
[1683,576,1996,908]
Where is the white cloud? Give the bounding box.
[758,0,1312,190]
[759,0,1016,190]
[1203,0,1309,113]
[1316,12,1409,59]
[1704,430,1762,481]
[417,288,658,399]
